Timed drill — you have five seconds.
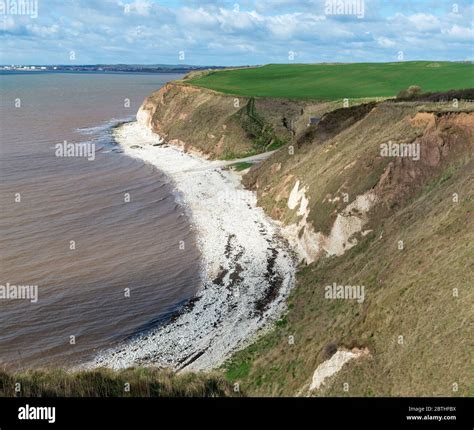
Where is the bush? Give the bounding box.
[396,85,422,99]
[322,342,338,360]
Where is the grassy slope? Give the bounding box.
[0,368,237,397]
[246,103,417,233]
[188,62,474,100]
[225,104,474,396]
[144,82,344,160]
[226,165,473,396]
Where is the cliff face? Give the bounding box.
[137,81,474,396]
[230,102,474,396]
[243,103,474,264]
[138,82,248,159]
[137,82,338,159]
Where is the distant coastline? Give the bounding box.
[0,64,226,74]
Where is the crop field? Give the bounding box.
[188,62,474,100]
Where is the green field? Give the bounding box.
[188,62,474,100]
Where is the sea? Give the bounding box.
[0,71,201,369]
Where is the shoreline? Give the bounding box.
[84,121,296,371]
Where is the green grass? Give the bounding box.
[0,367,238,397]
[225,102,474,397]
[232,162,253,171]
[225,162,474,396]
[234,97,288,151]
[188,62,474,100]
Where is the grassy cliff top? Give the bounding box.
[187,62,474,100]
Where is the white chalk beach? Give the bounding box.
[85,120,296,371]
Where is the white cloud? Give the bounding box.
[376,36,396,47]
[443,24,474,41]
[26,24,60,38]
[129,0,152,16]
[1,0,472,65]
[407,13,440,31]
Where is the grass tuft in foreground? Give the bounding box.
[0,367,239,397]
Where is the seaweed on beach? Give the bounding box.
[254,248,284,314]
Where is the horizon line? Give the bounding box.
[2,60,473,67]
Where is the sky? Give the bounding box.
[0,0,473,65]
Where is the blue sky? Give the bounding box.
[1,0,473,65]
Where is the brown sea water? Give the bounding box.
[0,72,201,369]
